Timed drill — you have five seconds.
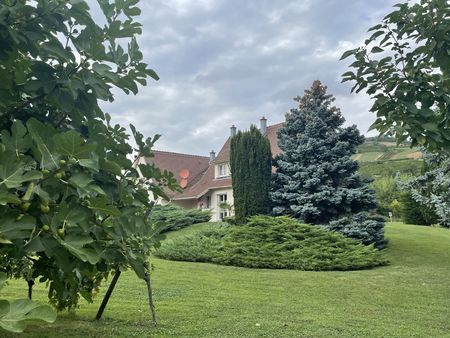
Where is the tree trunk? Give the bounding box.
[95,268,121,320]
[143,267,157,326]
[27,279,34,300]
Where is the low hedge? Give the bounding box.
[156,215,388,271]
[150,204,211,232]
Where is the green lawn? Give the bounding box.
[1,223,450,337]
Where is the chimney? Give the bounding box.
[230,124,237,137]
[260,116,267,135]
[209,150,216,163]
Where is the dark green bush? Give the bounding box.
[156,215,388,271]
[223,216,237,225]
[150,204,211,232]
[400,192,438,226]
[155,224,228,262]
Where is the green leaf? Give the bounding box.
[0,156,42,189]
[1,120,31,157]
[85,184,106,195]
[27,118,60,170]
[50,203,91,230]
[144,68,159,81]
[92,62,112,76]
[42,39,73,62]
[78,153,100,171]
[0,190,21,205]
[128,258,145,279]
[24,236,45,252]
[32,185,51,204]
[0,299,56,333]
[60,233,99,264]
[100,159,122,176]
[124,6,141,17]
[53,131,97,159]
[69,173,93,189]
[87,197,121,216]
[0,213,36,240]
[371,46,384,53]
[368,30,384,41]
[340,49,358,60]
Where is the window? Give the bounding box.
[218,164,227,177]
[206,196,211,209]
[216,163,229,178]
[217,193,228,220]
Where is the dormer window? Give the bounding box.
[216,163,230,178]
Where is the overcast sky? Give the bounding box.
[99,0,398,156]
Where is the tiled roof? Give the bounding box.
[144,150,210,198]
[266,123,283,157]
[172,122,283,200]
[212,137,231,164]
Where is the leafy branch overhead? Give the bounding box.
[0,0,178,329]
[341,0,450,151]
[0,0,159,121]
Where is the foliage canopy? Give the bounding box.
[341,0,450,151]
[0,0,177,322]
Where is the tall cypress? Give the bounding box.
[230,125,272,224]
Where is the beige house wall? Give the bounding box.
[197,188,234,222]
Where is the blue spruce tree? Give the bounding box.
[271,80,385,247]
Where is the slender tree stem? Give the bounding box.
[95,268,121,320]
[27,279,34,300]
[143,266,157,326]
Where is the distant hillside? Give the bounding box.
[352,138,422,162]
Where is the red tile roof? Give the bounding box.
[266,123,283,157]
[144,150,210,198]
[172,122,284,200]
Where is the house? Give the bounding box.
[141,117,283,221]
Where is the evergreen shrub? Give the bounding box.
[230,126,272,224]
[156,216,388,271]
[156,224,228,262]
[321,212,387,248]
[399,192,438,226]
[151,205,211,232]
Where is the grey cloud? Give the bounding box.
[99,0,399,156]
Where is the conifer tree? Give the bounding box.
[230,125,272,224]
[401,151,449,228]
[271,81,385,247]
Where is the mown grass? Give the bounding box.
[1,222,450,337]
